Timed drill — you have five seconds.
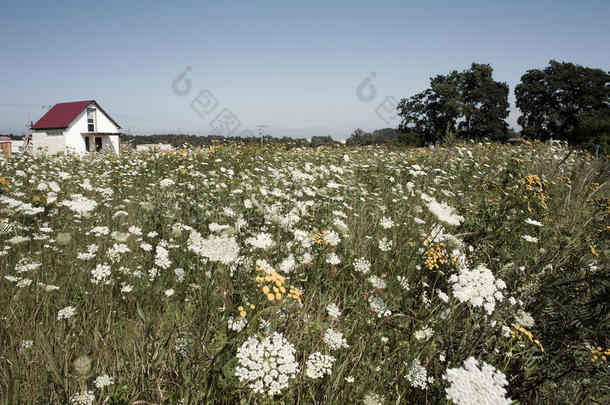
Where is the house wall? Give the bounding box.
[31,130,66,154]
[64,109,89,152]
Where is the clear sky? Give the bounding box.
[1,0,608,139]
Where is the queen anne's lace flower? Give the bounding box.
[368,296,391,317]
[443,357,511,405]
[326,302,342,319]
[353,257,371,274]
[323,230,341,246]
[90,264,111,284]
[154,245,172,269]
[406,358,433,389]
[93,374,114,388]
[449,264,505,315]
[380,216,395,229]
[188,230,240,265]
[323,328,349,350]
[525,218,543,227]
[246,232,275,249]
[59,194,98,216]
[378,237,393,252]
[159,178,174,187]
[368,275,386,289]
[363,391,385,405]
[69,391,95,405]
[305,352,335,379]
[427,198,464,226]
[514,309,535,328]
[228,316,248,332]
[235,332,299,395]
[326,252,341,265]
[57,306,76,320]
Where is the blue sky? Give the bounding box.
[1,0,608,139]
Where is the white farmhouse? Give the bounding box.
[31,100,121,154]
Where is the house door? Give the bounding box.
[95,137,102,152]
[84,137,90,152]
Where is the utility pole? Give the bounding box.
[23,112,33,152]
[256,125,268,146]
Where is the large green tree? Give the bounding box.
[515,60,610,143]
[397,63,509,143]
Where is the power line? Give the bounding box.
[0,102,52,109]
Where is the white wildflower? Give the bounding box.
[380,216,394,229]
[414,325,434,340]
[246,232,275,249]
[59,194,97,216]
[323,230,341,246]
[363,391,384,405]
[368,296,391,317]
[235,332,299,395]
[427,198,464,226]
[514,309,535,328]
[378,237,393,252]
[93,374,114,388]
[90,264,111,284]
[323,328,349,350]
[155,245,172,269]
[353,257,371,274]
[368,275,386,289]
[326,252,341,265]
[188,230,240,265]
[449,264,506,315]
[69,391,95,405]
[406,358,431,389]
[443,357,511,405]
[326,302,342,319]
[305,352,335,379]
[57,306,76,320]
[228,316,248,332]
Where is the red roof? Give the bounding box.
[0,136,12,142]
[31,100,93,129]
[31,100,121,130]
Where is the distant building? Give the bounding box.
[0,136,12,158]
[10,140,24,155]
[136,143,173,151]
[31,100,121,154]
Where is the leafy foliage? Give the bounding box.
[515,60,610,147]
[397,63,509,143]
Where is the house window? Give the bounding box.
[87,108,95,132]
[84,137,90,151]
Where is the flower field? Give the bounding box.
[0,141,608,404]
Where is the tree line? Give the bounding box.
[120,134,341,149]
[349,60,609,153]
